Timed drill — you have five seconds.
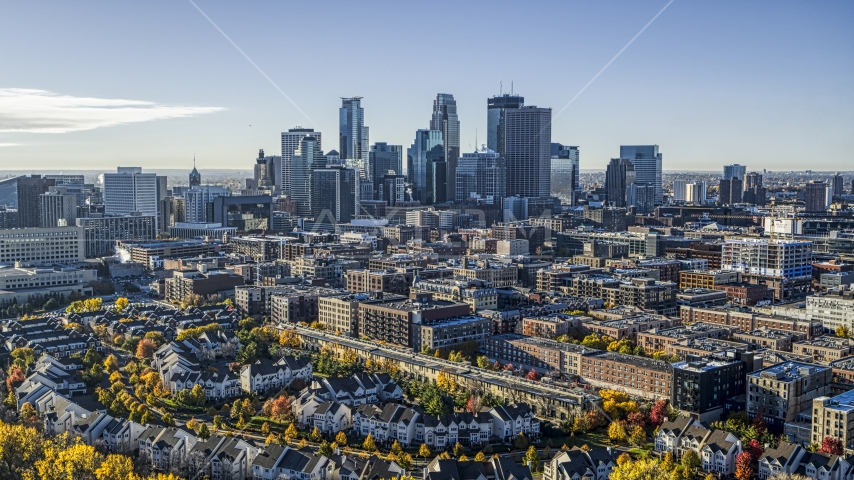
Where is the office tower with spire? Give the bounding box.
[254,149,274,189]
[281,128,321,197]
[620,145,662,205]
[487,93,524,156]
[605,158,636,207]
[367,143,403,200]
[290,135,325,217]
[189,158,201,187]
[551,143,580,201]
[339,97,369,165]
[504,106,552,198]
[723,164,747,182]
[407,129,445,205]
[455,147,505,204]
[430,94,460,202]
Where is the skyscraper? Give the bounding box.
[16,175,56,227]
[505,106,552,198]
[290,135,325,218]
[254,149,273,189]
[743,172,766,206]
[189,159,201,187]
[455,147,506,204]
[627,183,656,214]
[620,145,663,205]
[184,185,229,223]
[605,158,636,207]
[487,94,524,156]
[339,97,369,164]
[831,173,844,200]
[281,128,321,197]
[40,190,77,227]
[551,143,580,201]
[673,180,707,204]
[723,164,747,182]
[102,167,159,231]
[804,181,828,214]
[312,165,359,223]
[407,130,445,205]
[430,94,460,202]
[719,178,743,205]
[367,143,403,200]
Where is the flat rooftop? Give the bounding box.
[749,361,829,381]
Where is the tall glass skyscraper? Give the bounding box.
[290,135,325,217]
[551,143,580,202]
[339,97,369,164]
[487,94,524,156]
[407,130,444,205]
[620,145,663,205]
[723,164,747,181]
[505,106,552,198]
[430,94,460,202]
[455,147,505,204]
[281,128,321,197]
[367,143,403,200]
[605,158,636,207]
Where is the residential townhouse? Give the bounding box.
[137,425,197,473]
[311,373,401,406]
[417,411,494,450]
[250,444,333,480]
[489,403,540,443]
[310,401,353,435]
[654,417,743,476]
[429,455,533,480]
[189,435,261,480]
[757,442,807,480]
[100,417,147,454]
[353,403,421,447]
[545,446,617,480]
[239,355,312,394]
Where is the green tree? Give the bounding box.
[515,433,529,450]
[525,446,540,471]
[318,440,333,456]
[161,413,175,427]
[197,422,211,440]
[453,442,464,458]
[362,433,378,452]
[681,449,701,473]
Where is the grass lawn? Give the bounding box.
[247,416,291,433]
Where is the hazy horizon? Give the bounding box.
[1,1,852,171]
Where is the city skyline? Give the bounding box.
[1,1,852,171]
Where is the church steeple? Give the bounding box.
[189,154,201,187]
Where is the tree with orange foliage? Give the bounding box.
[734,452,753,480]
[135,338,157,359]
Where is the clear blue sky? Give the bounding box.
[1,1,852,171]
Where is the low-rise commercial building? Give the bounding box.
[317,293,367,337]
[521,313,585,339]
[270,287,346,324]
[357,294,470,348]
[419,315,491,352]
[680,306,824,339]
[806,286,854,334]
